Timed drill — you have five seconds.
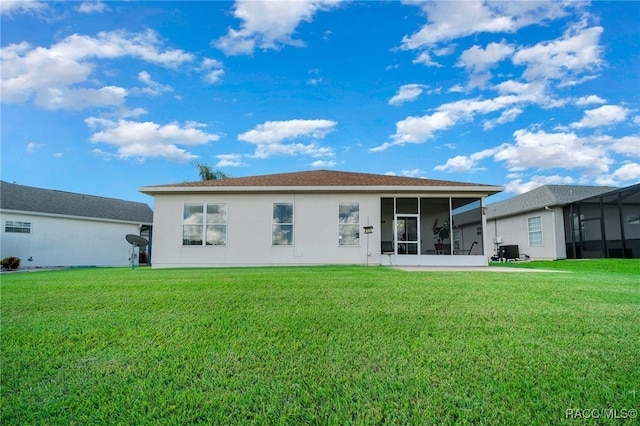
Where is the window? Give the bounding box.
[5,221,31,233]
[528,216,543,246]
[453,229,461,251]
[338,203,359,246]
[183,203,227,246]
[272,203,293,245]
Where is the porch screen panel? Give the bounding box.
[273,203,294,246]
[396,198,418,214]
[420,198,450,254]
[451,198,483,255]
[338,203,360,246]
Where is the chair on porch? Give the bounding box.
[454,241,477,255]
[434,243,451,255]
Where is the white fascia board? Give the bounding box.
[0,208,153,226]
[139,185,504,196]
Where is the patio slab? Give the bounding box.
[395,265,565,272]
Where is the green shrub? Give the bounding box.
[1,256,20,270]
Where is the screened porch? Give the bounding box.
[380,197,486,266]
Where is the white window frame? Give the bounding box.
[272,203,294,246]
[5,221,31,233]
[338,202,360,246]
[182,203,227,246]
[528,216,543,247]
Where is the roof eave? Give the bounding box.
[487,203,567,220]
[139,184,504,196]
[0,208,153,225]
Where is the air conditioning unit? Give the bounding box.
[493,236,503,244]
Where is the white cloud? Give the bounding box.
[310,160,337,168]
[434,155,481,173]
[85,118,219,162]
[135,71,173,96]
[505,175,575,195]
[204,69,225,85]
[238,119,336,144]
[389,84,427,106]
[575,95,606,106]
[482,107,523,130]
[594,135,640,158]
[401,169,426,178]
[215,154,247,167]
[26,142,44,153]
[0,0,47,16]
[198,58,225,84]
[374,94,526,151]
[214,0,342,55]
[77,1,109,14]
[457,41,514,73]
[307,69,323,86]
[434,146,503,173]
[238,119,337,159]
[595,163,640,186]
[612,163,640,181]
[412,51,442,67]
[570,105,630,129]
[199,58,223,69]
[34,85,127,110]
[494,129,611,175]
[401,1,574,52]
[512,25,603,82]
[1,30,193,109]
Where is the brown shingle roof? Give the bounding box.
[147,170,492,189]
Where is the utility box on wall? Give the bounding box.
[499,245,519,260]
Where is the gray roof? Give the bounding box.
[1,180,153,224]
[487,185,618,219]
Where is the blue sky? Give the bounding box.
[2,0,639,205]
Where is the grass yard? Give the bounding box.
[1,261,639,425]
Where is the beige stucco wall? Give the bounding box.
[150,192,381,268]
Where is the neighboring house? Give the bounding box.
[139,170,503,268]
[1,181,153,268]
[485,184,640,260]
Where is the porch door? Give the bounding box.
[396,216,419,254]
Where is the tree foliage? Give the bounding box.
[193,162,228,181]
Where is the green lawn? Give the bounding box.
[2,261,639,425]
